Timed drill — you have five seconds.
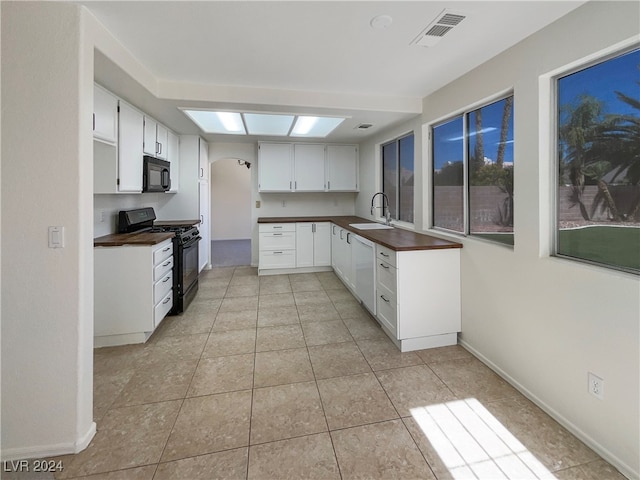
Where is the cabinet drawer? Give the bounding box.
[153,255,173,282]
[154,271,173,303]
[259,223,296,233]
[154,290,173,328]
[260,232,296,250]
[376,260,397,295]
[376,291,397,337]
[376,244,397,268]
[259,250,296,269]
[153,241,173,265]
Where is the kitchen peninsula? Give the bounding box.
[258,216,462,352]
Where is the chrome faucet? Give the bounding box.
[370,192,392,225]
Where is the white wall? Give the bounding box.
[1,2,95,458]
[210,158,252,241]
[93,193,174,237]
[414,2,638,477]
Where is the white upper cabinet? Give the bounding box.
[143,116,157,156]
[167,131,179,193]
[94,99,143,194]
[326,145,358,192]
[293,144,325,191]
[259,142,358,193]
[93,84,118,144]
[155,123,168,160]
[143,116,168,159]
[258,142,293,192]
[117,101,144,193]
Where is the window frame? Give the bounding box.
[429,92,515,246]
[552,45,640,275]
[381,131,415,225]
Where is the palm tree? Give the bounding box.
[496,96,513,168]
[585,88,640,221]
[558,94,604,220]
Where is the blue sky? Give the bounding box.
[558,48,639,119]
[433,97,514,170]
[433,48,639,171]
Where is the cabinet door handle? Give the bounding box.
[162,276,171,283]
[200,167,204,177]
[273,233,283,236]
[273,226,283,229]
[380,295,390,303]
[332,225,336,235]
[290,181,292,190]
[92,113,95,131]
[162,297,171,304]
[312,223,316,233]
[328,181,331,190]
[200,215,204,223]
[162,247,171,252]
[346,233,351,244]
[379,263,389,269]
[162,261,171,267]
[380,252,389,258]
[340,230,343,240]
[273,251,283,254]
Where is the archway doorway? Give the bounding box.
[210,157,252,266]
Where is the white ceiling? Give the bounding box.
[85,1,585,143]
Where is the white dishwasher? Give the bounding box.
[352,234,376,315]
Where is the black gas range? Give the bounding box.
[118,208,201,315]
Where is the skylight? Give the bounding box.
[180,109,345,138]
[244,113,294,136]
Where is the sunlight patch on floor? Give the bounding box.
[411,398,556,479]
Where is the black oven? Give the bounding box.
[174,232,200,314]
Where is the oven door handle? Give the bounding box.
[182,236,202,248]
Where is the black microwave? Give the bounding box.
[143,156,171,192]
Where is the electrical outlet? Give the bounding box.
[282,200,286,207]
[100,210,106,223]
[588,372,604,400]
[255,201,261,208]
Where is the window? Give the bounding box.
[432,96,514,245]
[556,48,640,274]
[382,133,415,223]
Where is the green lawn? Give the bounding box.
[559,225,640,272]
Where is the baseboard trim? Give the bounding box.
[459,339,638,480]
[1,422,96,461]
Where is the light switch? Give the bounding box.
[48,226,64,248]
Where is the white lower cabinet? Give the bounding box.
[330,224,354,291]
[258,223,296,272]
[296,222,331,267]
[258,222,332,275]
[94,239,174,347]
[374,243,461,352]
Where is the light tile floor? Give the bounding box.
[51,267,625,480]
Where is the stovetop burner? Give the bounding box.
[150,225,200,245]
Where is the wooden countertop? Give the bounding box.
[94,231,175,247]
[258,216,462,251]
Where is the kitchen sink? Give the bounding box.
[349,223,394,230]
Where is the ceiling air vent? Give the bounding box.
[355,123,373,130]
[411,9,466,47]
